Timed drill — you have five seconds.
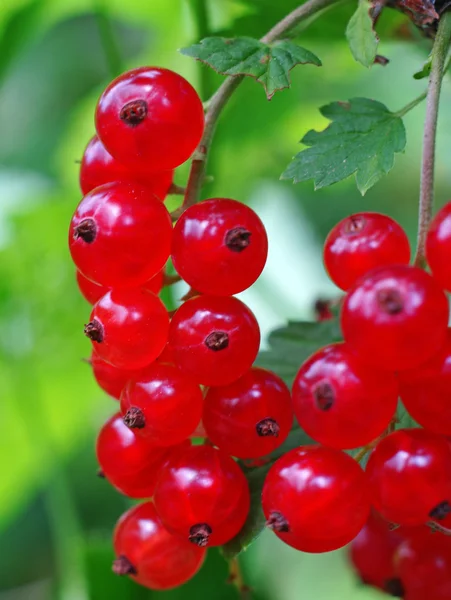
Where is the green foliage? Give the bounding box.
[256,319,342,385]
[181,37,321,99]
[346,0,379,68]
[282,98,407,195]
[414,56,432,79]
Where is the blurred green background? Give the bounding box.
[1,0,450,599]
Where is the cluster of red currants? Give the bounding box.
[274,208,451,598]
[350,510,451,599]
[68,62,451,596]
[68,66,295,590]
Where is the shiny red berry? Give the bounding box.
[171,198,268,296]
[426,201,451,291]
[91,353,145,400]
[120,363,203,446]
[366,428,451,526]
[113,501,206,589]
[153,444,250,547]
[168,295,260,386]
[96,413,170,498]
[399,331,451,435]
[76,269,164,305]
[341,265,449,371]
[292,343,398,449]
[85,288,169,369]
[262,446,370,552]
[69,181,172,288]
[324,212,410,291]
[79,135,173,199]
[95,67,204,170]
[262,445,371,553]
[396,530,451,600]
[76,270,109,304]
[349,512,404,594]
[202,367,293,459]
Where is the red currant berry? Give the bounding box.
[153,444,250,547]
[168,295,260,386]
[120,363,203,446]
[79,135,173,199]
[95,67,204,170]
[426,201,451,291]
[85,288,169,369]
[76,270,108,304]
[171,198,268,296]
[349,512,404,594]
[399,331,451,436]
[396,529,451,600]
[113,501,206,589]
[96,413,169,498]
[324,212,410,291]
[366,428,451,526]
[292,343,398,449]
[262,445,370,553]
[341,265,449,371]
[202,367,293,459]
[91,352,146,400]
[69,181,172,288]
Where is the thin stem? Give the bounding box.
[228,557,251,599]
[354,417,398,463]
[414,12,451,268]
[168,182,186,195]
[395,91,427,118]
[172,0,341,219]
[163,272,182,286]
[261,0,340,43]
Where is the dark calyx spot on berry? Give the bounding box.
[205,331,229,351]
[313,381,335,411]
[120,99,148,126]
[74,218,97,243]
[256,417,280,437]
[429,500,451,520]
[189,523,212,547]
[97,469,105,478]
[225,227,252,252]
[123,407,146,429]
[266,511,289,533]
[84,318,104,343]
[344,215,366,235]
[377,288,403,315]
[384,578,405,598]
[112,555,137,576]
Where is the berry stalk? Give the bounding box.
[171,0,342,220]
[415,10,451,268]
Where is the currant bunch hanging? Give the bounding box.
[68,51,451,597]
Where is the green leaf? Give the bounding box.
[222,319,341,557]
[257,319,342,385]
[180,36,321,99]
[346,0,379,68]
[281,97,407,195]
[414,56,432,79]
